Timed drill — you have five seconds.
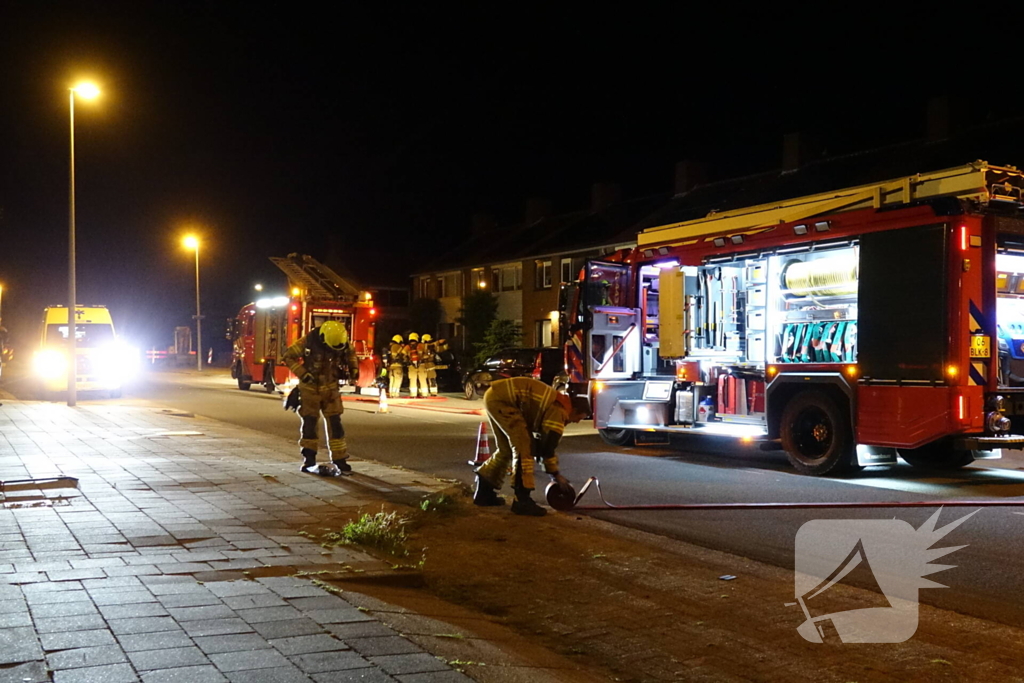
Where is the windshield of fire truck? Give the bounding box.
[586,262,629,308]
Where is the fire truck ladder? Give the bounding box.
[639,160,1024,249]
[269,254,362,301]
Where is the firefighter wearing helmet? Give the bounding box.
[387,334,407,397]
[474,377,588,516]
[420,333,439,397]
[406,332,427,398]
[282,320,359,473]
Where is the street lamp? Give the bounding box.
[68,81,100,407]
[183,235,202,371]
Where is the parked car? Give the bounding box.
[462,347,565,400]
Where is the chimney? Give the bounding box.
[470,213,497,238]
[926,96,950,142]
[674,160,706,196]
[524,197,552,225]
[590,182,622,213]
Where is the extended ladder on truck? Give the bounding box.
[269,253,362,301]
[638,160,1024,251]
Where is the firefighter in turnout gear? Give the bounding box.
[283,321,359,473]
[406,332,427,398]
[421,333,439,396]
[387,335,407,397]
[474,377,588,516]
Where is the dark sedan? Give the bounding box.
[462,347,564,400]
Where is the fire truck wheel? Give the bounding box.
[598,428,635,447]
[780,390,854,476]
[897,440,976,470]
[237,376,252,391]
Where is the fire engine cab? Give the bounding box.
[230,254,377,393]
[562,161,1024,475]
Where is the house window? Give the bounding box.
[535,319,553,346]
[561,258,574,284]
[419,277,431,299]
[471,268,487,290]
[535,260,552,290]
[437,272,461,298]
[503,264,522,292]
[436,277,445,298]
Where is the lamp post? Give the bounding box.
[68,81,100,407]
[183,235,202,371]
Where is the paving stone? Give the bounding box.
[194,633,273,655]
[90,588,156,605]
[51,662,138,683]
[158,591,223,608]
[0,660,50,683]
[24,588,87,604]
[129,645,211,671]
[40,629,117,651]
[346,636,422,657]
[225,666,323,683]
[99,601,170,619]
[209,648,292,672]
[117,630,194,653]
[307,608,375,625]
[141,665,228,683]
[156,562,213,574]
[256,578,326,598]
[108,616,180,635]
[35,613,108,633]
[269,633,348,656]
[287,595,350,610]
[291,650,373,674]
[181,618,255,638]
[234,605,305,624]
[222,593,287,610]
[103,564,161,577]
[394,671,473,683]
[46,644,128,670]
[0,611,33,628]
[29,600,98,619]
[369,654,451,676]
[168,604,237,621]
[326,622,398,640]
[207,581,273,598]
[46,568,106,582]
[251,617,326,639]
[0,626,43,665]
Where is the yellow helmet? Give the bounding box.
[391,334,403,343]
[408,332,420,342]
[319,321,348,350]
[421,334,432,343]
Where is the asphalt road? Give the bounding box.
[8,365,1024,630]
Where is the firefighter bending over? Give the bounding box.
[474,377,589,516]
[283,320,359,473]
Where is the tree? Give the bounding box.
[457,289,497,352]
[407,297,442,337]
[475,319,522,365]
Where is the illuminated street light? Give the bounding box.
[182,235,203,371]
[254,283,263,292]
[67,81,101,407]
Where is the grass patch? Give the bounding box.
[322,508,409,557]
[420,494,458,514]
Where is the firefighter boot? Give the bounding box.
[301,448,317,473]
[333,459,352,473]
[510,486,546,517]
[473,474,505,507]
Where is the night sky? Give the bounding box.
[0,5,1019,353]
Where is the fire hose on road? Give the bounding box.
[545,476,1024,512]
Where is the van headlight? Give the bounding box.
[34,349,68,380]
[94,342,139,385]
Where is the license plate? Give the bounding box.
[970,335,990,358]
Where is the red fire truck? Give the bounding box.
[230,254,377,393]
[562,161,1024,475]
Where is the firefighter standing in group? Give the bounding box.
[421,333,439,397]
[406,332,427,398]
[387,334,407,397]
[474,376,588,516]
[283,320,359,473]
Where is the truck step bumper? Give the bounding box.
[955,435,1024,451]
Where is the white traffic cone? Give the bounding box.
[378,387,389,414]
[468,422,492,467]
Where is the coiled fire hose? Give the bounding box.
[546,476,1024,512]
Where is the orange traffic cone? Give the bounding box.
[468,422,491,467]
[377,387,389,414]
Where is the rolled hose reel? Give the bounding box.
[780,255,858,298]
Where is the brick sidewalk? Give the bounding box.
[0,401,586,682]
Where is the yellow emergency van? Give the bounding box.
[34,305,131,397]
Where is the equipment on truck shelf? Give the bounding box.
[559,161,1024,475]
